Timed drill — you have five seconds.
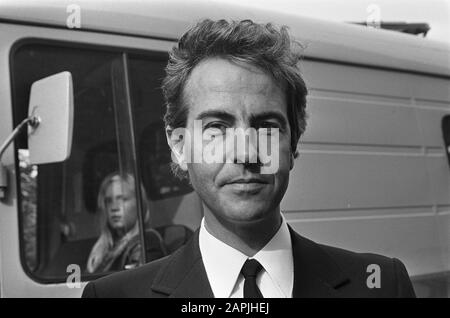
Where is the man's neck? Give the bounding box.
[203,207,282,257]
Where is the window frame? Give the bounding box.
[10,38,169,284]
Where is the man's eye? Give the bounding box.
[259,121,279,128]
[258,122,279,134]
[204,122,228,134]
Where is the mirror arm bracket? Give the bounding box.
[0,115,40,200]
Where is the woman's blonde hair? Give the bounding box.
[86,172,150,273]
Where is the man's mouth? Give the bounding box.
[227,177,268,184]
[224,176,269,193]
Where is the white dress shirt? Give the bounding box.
[199,215,294,298]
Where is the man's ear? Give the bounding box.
[166,126,188,171]
[290,152,296,170]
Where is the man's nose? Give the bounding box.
[232,130,260,165]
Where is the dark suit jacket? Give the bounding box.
[82,226,416,298]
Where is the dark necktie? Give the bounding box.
[241,259,264,298]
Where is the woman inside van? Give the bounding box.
[86,172,167,273]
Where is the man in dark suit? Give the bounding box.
[82,19,416,298]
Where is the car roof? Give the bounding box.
[1,0,449,77]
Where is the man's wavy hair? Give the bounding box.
[162,19,308,178]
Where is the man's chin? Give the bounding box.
[220,207,271,224]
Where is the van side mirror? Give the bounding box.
[0,71,74,199]
[28,71,74,165]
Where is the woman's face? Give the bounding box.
[104,179,138,233]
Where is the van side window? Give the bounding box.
[443,115,450,167]
[12,43,200,283]
[128,54,202,232]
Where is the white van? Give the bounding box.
[0,0,449,297]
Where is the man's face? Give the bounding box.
[178,57,293,225]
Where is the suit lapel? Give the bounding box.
[289,226,350,297]
[150,230,214,298]
[150,225,350,298]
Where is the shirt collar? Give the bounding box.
[199,215,293,298]
[253,216,293,297]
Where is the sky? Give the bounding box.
[215,0,450,45]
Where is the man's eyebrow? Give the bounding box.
[250,111,288,129]
[195,110,235,123]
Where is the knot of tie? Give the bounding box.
[241,259,263,278]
